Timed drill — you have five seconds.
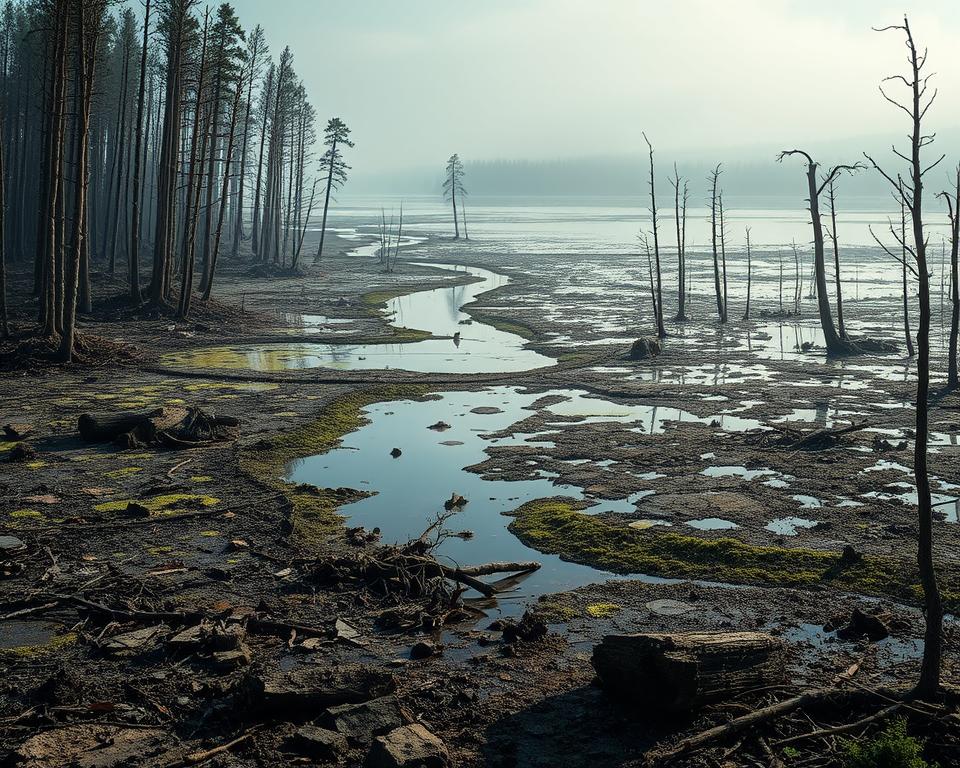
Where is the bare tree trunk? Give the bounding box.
[0,111,6,339]
[672,165,687,321]
[944,167,960,388]
[128,0,150,304]
[250,66,271,258]
[59,0,98,363]
[900,189,915,357]
[709,164,724,323]
[743,227,752,321]
[643,133,665,338]
[719,193,728,323]
[315,135,336,263]
[827,180,846,338]
[202,73,243,301]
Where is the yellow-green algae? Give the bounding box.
[94,494,220,515]
[586,603,622,618]
[0,632,77,661]
[104,466,143,479]
[509,498,960,611]
[11,509,43,519]
[239,386,427,544]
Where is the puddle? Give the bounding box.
[783,622,923,662]
[701,466,776,481]
[766,517,820,536]
[286,388,623,614]
[686,517,739,531]
[163,264,556,374]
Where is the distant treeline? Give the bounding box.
[351,154,915,200]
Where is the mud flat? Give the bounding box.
[3,224,960,766]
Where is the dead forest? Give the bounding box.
[1,4,960,768]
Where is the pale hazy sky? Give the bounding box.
[227,0,960,175]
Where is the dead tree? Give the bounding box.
[640,231,659,334]
[743,226,752,320]
[777,150,862,354]
[792,240,800,315]
[670,164,689,320]
[643,133,665,337]
[708,163,725,322]
[864,15,945,700]
[719,192,728,320]
[900,184,915,357]
[778,250,784,314]
[825,178,847,338]
[937,165,960,388]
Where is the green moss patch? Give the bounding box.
[468,312,538,341]
[94,494,220,515]
[508,498,960,610]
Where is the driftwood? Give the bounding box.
[756,421,868,451]
[638,686,911,766]
[78,406,240,449]
[456,561,541,577]
[593,632,785,714]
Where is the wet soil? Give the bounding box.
[2,229,959,766]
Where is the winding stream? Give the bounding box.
[164,263,556,374]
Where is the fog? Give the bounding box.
[227,0,960,194]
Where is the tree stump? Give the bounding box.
[592,631,785,714]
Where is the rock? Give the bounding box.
[839,544,862,566]
[390,448,403,458]
[8,443,36,462]
[213,645,251,672]
[323,695,407,744]
[334,618,362,645]
[365,724,449,768]
[629,337,662,360]
[470,407,503,415]
[168,624,204,651]
[102,626,166,656]
[3,423,34,440]
[0,535,26,553]
[227,539,249,551]
[289,726,349,760]
[831,608,891,642]
[646,599,695,616]
[410,640,438,660]
[249,665,396,716]
[120,502,151,518]
[501,612,547,644]
[427,421,452,432]
[444,493,468,510]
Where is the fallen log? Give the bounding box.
[78,406,240,448]
[456,561,541,577]
[592,631,786,714]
